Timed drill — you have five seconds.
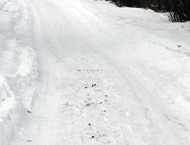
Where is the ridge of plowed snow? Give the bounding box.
[0,1,38,145]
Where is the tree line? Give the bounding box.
[110,0,190,22]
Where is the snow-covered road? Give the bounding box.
[0,0,190,145]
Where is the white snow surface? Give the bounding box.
[0,0,190,145]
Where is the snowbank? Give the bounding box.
[0,1,38,144]
[0,39,38,145]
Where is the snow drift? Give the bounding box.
[0,1,38,145]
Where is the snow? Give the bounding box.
[0,1,38,144]
[0,0,190,145]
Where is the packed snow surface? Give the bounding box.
[0,0,190,145]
